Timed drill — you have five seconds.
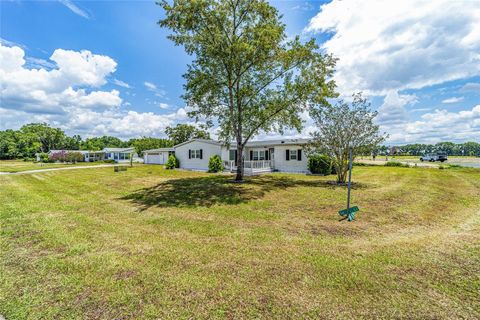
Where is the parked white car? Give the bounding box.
[420,152,448,162]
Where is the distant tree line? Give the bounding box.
[376,142,480,157]
[0,123,210,160]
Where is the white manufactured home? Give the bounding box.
[38,148,138,163]
[143,138,310,175]
[103,147,138,163]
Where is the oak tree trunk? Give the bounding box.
[235,142,244,181]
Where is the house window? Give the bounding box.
[259,151,265,160]
[190,149,202,159]
[229,150,236,161]
[252,150,266,161]
[289,150,297,160]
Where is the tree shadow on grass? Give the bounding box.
[121,174,368,211]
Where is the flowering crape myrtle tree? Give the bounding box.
[309,93,387,184]
[159,0,336,181]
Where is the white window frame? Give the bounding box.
[192,149,201,159]
[229,149,236,161]
[252,150,266,161]
[289,150,297,160]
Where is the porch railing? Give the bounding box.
[224,160,273,172]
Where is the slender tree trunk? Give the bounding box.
[235,141,244,181]
[337,162,347,184]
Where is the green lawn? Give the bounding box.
[0,160,112,173]
[1,165,479,319]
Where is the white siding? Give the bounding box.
[175,141,223,170]
[220,146,230,161]
[270,145,308,173]
[144,151,169,164]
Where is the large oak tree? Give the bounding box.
[159,0,336,180]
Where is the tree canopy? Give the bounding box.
[129,137,173,156]
[159,0,337,180]
[0,123,175,160]
[165,124,210,145]
[309,93,387,183]
[80,136,127,151]
[0,123,73,159]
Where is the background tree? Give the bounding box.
[165,124,210,145]
[20,123,67,153]
[159,0,336,181]
[80,136,127,151]
[309,93,387,184]
[128,137,173,157]
[0,130,21,159]
[64,135,82,150]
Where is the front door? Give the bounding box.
[269,148,274,168]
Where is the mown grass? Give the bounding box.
[0,160,104,173]
[1,165,479,319]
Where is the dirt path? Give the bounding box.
[0,164,129,175]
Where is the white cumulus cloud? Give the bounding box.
[0,44,120,114]
[376,91,418,126]
[0,44,189,138]
[382,105,480,144]
[306,0,480,95]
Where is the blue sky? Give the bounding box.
[1,0,479,144]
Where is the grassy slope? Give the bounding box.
[1,165,479,319]
[0,160,104,173]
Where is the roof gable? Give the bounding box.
[103,147,135,152]
[173,139,222,148]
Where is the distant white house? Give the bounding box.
[103,147,138,163]
[143,138,310,175]
[37,148,138,163]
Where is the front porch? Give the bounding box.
[224,160,273,176]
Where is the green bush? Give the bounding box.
[66,152,84,163]
[103,159,115,164]
[307,154,332,175]
[384,161,409,168]
[165,154,179,169]
[208,155,224,173]
[37,153,52,163]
